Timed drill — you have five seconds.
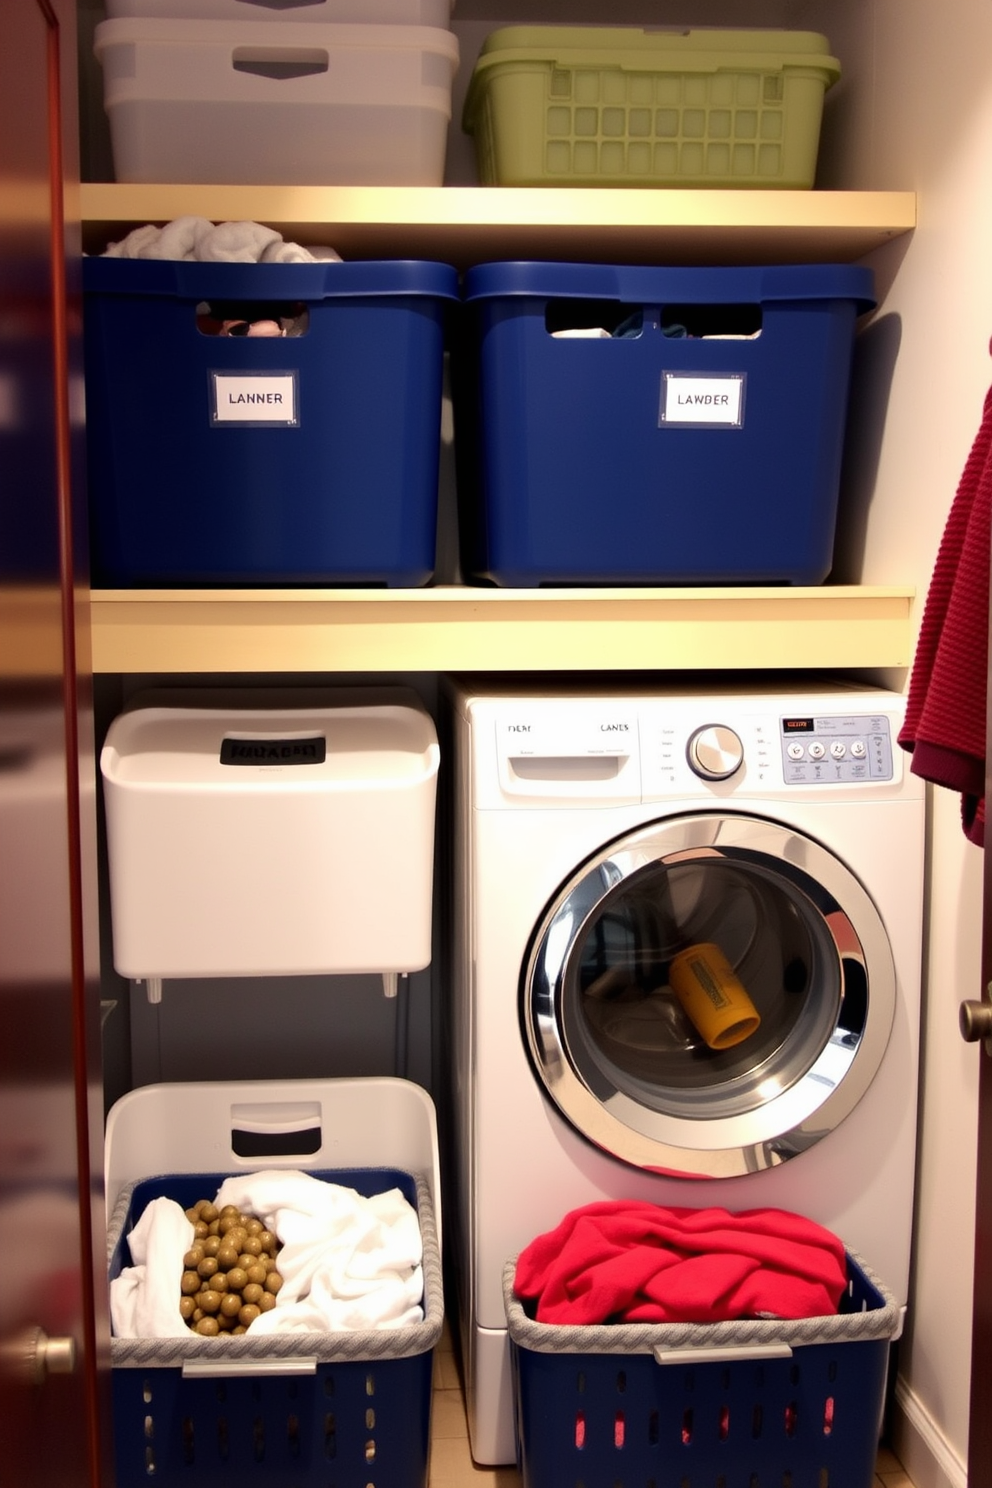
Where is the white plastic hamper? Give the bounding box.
[105,1075,441,1232]
[93,18,460,184]
[99,688,440,983]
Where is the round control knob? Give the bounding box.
[686,725,744,781]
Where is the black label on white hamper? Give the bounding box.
[220,736,326,766]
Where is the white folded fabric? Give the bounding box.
[261,239,343,264]
[102,216,342,264]
[109,1170,423,1340]
[110,1195,194,1340]
[194,218,282,262]
[213,1170,424,1333]
[551,327,612,339]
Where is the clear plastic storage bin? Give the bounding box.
[105,0,452,21]
[94,18,459,184]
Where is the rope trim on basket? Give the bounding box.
[501,1249,902,1356]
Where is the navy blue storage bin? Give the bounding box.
[504,1252,901,1488]
[109,1167,441,1488]
[83,258,459,587]
[458,261,875,586]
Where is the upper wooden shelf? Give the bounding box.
[88,585,914,675]
[80,185,916,269]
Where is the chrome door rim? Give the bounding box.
[523,812,896,1178]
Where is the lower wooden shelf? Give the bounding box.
[87,585,915,675]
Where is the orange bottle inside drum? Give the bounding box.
[668,942,762,1050]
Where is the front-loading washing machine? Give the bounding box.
[442,677,925,1466]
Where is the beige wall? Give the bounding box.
[847,1,992,1480]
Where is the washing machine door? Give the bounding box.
[523,812,895,1178]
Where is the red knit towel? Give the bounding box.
[898,376,992,846]
[513,1202,849,1325]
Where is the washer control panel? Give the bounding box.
[779,713,894,784]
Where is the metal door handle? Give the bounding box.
[1,1327,76,1384]
[38,1332,76,1378]
[960,983,992,1049]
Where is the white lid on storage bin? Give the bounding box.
[93,18,460,186]
[100,688,439,986]
[104,0,453,21]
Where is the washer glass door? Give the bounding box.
[523,812,896,1177]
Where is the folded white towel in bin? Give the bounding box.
[110,1169,423,1339]
[110,1195,194,1340]
[101,215,343,264]
[215,1169,424,1333]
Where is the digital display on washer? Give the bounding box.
[779,714,893,784]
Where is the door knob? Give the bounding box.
[959,984,992,1048]
[0,1327,76,1385]
[37,1331,76,1379]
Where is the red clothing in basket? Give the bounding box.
[514,1201,848,1325]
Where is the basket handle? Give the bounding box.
[653,1342,794,1366]
[230,1100,322,1160]
[231,47,329,80]
[181,1357,318,1379]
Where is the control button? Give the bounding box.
[787,742,805,761]
[851,740,867,759]
[808,741,826,760]
[686,725,744,781]
[830,742,847,759]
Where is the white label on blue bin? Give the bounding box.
[659,373,745,428]
[210,371,299,427]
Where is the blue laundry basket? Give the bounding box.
[108,1167,442,1488]
[503,1251,901,1488]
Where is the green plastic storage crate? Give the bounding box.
[463,26,840,189]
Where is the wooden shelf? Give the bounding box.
[81,186,916,676]
[80,184,916,268]
[88,585,915,675]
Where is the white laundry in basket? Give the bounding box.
[111,1170,424,1339]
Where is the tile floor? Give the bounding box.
[427,1324,916,1488]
